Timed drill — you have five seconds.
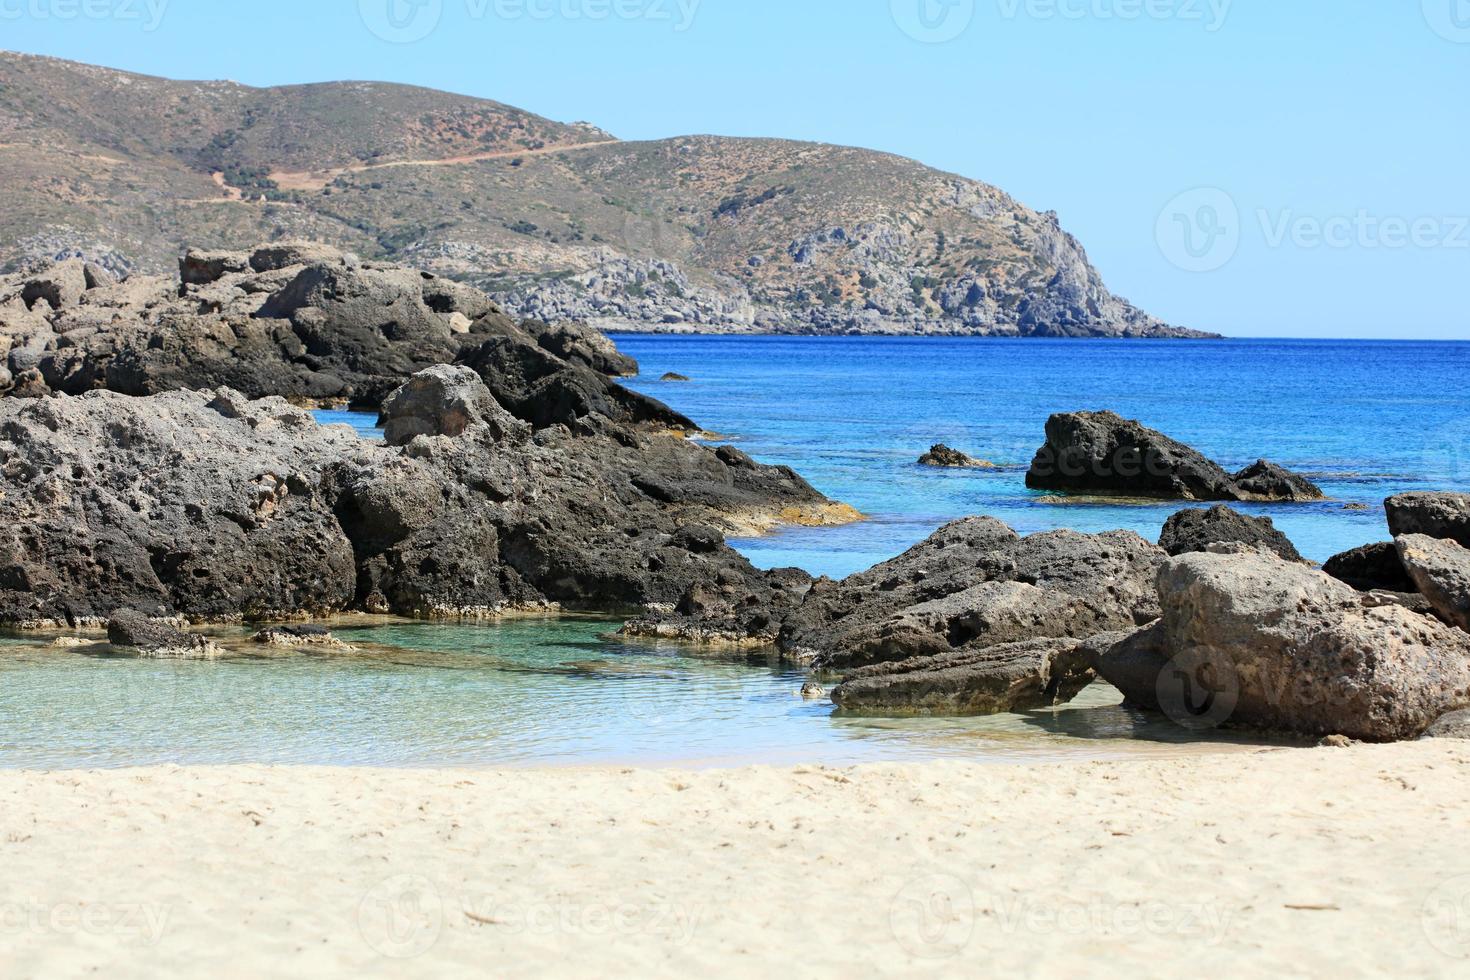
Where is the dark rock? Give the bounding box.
[107,609,217,657]
[1159,504,1303,562]
[1396,535,1470,631]
[0,247,529,408]
[1230,460,1325,502]
[660,372,692,383]
[0,349,847,630]
[830,635,1111,716]
[458,333,693,431]
[1386,492,1470,548]
[530,321,639,377]
[1095,548,1470,741]
[777,517,1163,670]
[0,390,361,626]
[917,444,993,468]
[1323,543,1417,593]
[1025,411,1323,502]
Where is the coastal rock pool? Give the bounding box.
[0,620,1277,770]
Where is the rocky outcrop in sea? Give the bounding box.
[1025,411,1325,502]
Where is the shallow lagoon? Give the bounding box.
[8,336,1450,769]
[0,620,1281,770]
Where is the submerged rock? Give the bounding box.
[1095,547,1470,741]
[660,372,692,383]
[107,609,219,658]
[1158,504,1303,562]
[1025,411,1323,502]
[252,625,351,649]
[917,444,993,468]
[1396,535,1470,631]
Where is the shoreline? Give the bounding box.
[2,742,1467,976]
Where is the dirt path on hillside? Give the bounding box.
[268,139,621,192]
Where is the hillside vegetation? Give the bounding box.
[0,51,1202,337]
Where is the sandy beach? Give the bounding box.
[2,742,1468,978]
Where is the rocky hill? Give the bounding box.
[0,50,1205,338]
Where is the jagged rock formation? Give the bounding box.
[0,245,663,410]
[0,355,852,629]
[0,52,1210,338]
[1158,505,1304,562]
[1026,411,1325,502]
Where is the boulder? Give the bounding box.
[1396,535,1470,631]
[249,242,348,273]
[1025,411,1323,502]
[378,365,527,446]
[830,634,1115,716]
[660,372,692,383]
[778,517,1163,669]
[1386,492,1470,548]
[1095,547,1470,741]
[1323,542,1417,593]
[917,444,993,468]
[1158,504,1303,562]
[180,249,250,285]
[107,609,218,658]
[0,390,363,625]
[531,321,639,377]
[1424,709,1470,740]
[18,259,88,311]
[458,333,692,431]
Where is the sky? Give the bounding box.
[1,0,1466,338]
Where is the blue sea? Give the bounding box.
[5,337,1462,769]
[614,336,1470,575]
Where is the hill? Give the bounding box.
[0,51,1205,337]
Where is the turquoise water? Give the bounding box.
[615,336,1470,577]
[4,337,1449,770]
[0,623,1273,769]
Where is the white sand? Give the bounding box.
[2,742,1469,978]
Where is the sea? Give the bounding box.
[4,337,1464,769]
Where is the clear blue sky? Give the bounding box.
[4,0,1466,338]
